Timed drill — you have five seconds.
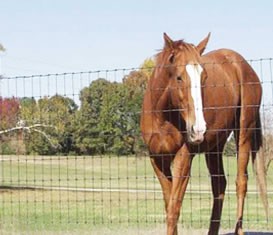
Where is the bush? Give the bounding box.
[0,142,16,155]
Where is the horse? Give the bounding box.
[140,33,267,235]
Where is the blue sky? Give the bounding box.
[0,0,273,77]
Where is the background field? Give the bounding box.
[1,154,273,234]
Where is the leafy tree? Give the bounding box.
[73,59,154,155]
[74,79,112,154]
[98,82,133,154]
[120,58,155,154]
[122,58,154,91]
[20,95,78,155]
[0,97,20,154]
[19,97,38,123]
[0,97,20,130]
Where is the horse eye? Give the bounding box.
[177,76,182,81]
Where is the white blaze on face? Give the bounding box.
[185,64,207,136]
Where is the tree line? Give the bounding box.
[0,59,153,156]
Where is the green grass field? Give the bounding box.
[1,154,273,234]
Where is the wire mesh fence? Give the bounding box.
[0,58,273,234]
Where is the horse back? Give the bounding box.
[199,49,262,151]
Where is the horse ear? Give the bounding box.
[163,32,174,49]
[196,32,211,55]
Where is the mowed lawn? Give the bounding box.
[1,154,273,234]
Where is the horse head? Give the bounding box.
[159,33,210,144]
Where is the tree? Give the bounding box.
[74,79,112,154]
[122,58,154,90]
[98,82,135,154]
[121,58,155,154]
[0,97,20,154]
[19,95,78,155]
[73,58,154,156]
[48,95,78,154]
[0,97,20,130]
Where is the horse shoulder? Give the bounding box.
[141,87,183,154]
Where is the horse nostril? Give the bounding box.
[189,126,196,138]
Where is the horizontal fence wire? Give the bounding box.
[0,58,273,234]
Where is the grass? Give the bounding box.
[1,154,273,234]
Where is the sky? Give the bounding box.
[1,0,273,77]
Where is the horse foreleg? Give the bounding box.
[205,150,226,235]
[167,145,192,235]
[150,156,173,213]
[235,141,251,235]
[150,155,177,234]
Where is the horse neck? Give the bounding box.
[142,68,168,126]
[150,67,169,104]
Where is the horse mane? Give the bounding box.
[155,40,195,66]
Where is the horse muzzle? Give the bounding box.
[187,125,206,145]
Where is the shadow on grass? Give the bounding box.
[223,233,273,235]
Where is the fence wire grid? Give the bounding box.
[0,58,273,235]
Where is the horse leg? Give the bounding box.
[150,155,173,213]
[233,100,259,234]
[151,155,181,235]
[150,155,177,234]
[234,139,251,235]
[205,147,226,235]
[167,145,192,235]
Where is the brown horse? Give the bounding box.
[140,33,267,235]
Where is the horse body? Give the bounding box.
[198,48,262,153]
[140,34,266,235]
